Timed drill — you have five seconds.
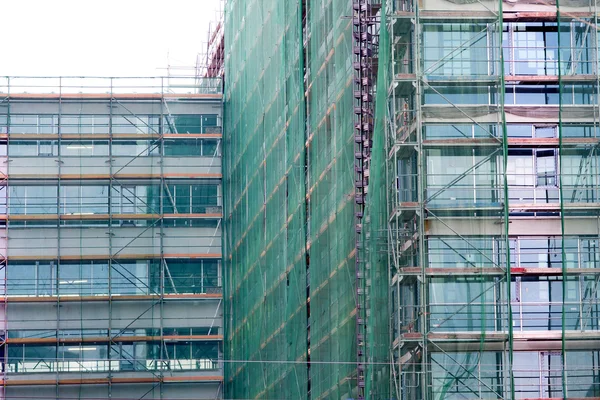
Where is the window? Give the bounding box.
[112,115,157,134]
[61,141,109,157]
[504,21,591,76]
[7,262,54,296]
[513,352,563,398]
[431,352,503,398]
[202,139,220,156]
[426,148,500,207]
[424,124,498,139]
[505,23,558,75]
[163,139,221,156]
[111,185,161,218]
[507,148,558,204]
[38,141,55,156]
[9,186,58,215]
[164,114,219,134]
[163,184,220,214]
[424,85,494,105]
[505,83,594,105]
[9,115,57,134]
[61,115,96,134]
[112,140,160,156]
[561,124,596,138]
[10,141,57,156]
[60,186,108,215]
[515,238,562,269]
[535,126,556,138]
[111,261,150,295]
[59,261,109,296]
[429,277,497,332]
[152,259,221,294]
[423,23,492,76]
[427,237,497,269]
[0,115,6,134]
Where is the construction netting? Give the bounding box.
[305,0,360,397]
[224,0,600,398]
[364,1,391,398]
[224,0,392,398]
[223,0,309,398]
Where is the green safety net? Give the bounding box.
[223,0,308,398]
[364,1,391,398]
[224,0,600,398]
[224,0,393,398]
[305,0,359,397]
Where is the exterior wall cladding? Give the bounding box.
[0,77,224,400]
[224,0,600,399]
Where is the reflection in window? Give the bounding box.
[426,148,500,207]
[7,262,54,296]
[163,184,220,214]
[431,352,503,399]
[151,259,221,294]
[60,186,108,215]
[60,141,109,157]
[9,115,58,134]
[112,140,160,156]
[505,84,595,105]
[431,350,600,398]
[7,341,219,374]
[165,114,219,134]
[9,186,58,214]
[504,21,591,76]
[423,23,493,76]
[163,139,221,157]
[507,148,558,204]
[59,262,109,296]
[10,141,58,156]
[513,352,563,398]
[429,277,498,332]
[6,114,219,135]
[424,85,494,105]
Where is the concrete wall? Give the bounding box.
[8,226,222,258]
[7,381,222,400]
[9,156,222,178]
[7,298,222,331]
[7,99,222,120]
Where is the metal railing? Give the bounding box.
[0,76,223,96]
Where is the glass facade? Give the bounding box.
[0,82,224,400]
[388,2,600,399]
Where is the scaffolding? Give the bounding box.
[224,0,600,398]
[198,0,225,80]
[385,0,600,398]
[223,0,392,398]
[0,76,224,400]
[223,0,309,398]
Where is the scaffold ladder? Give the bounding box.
[352,0,379,397]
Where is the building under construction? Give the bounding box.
[223,0,600,399]
[0,77,224,400]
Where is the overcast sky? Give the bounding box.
[1,0,222,77]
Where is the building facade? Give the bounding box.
[0,77,224,400]
[224,0,600,399]
[388,0,600,398]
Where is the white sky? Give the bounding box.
[1,0,222,77]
